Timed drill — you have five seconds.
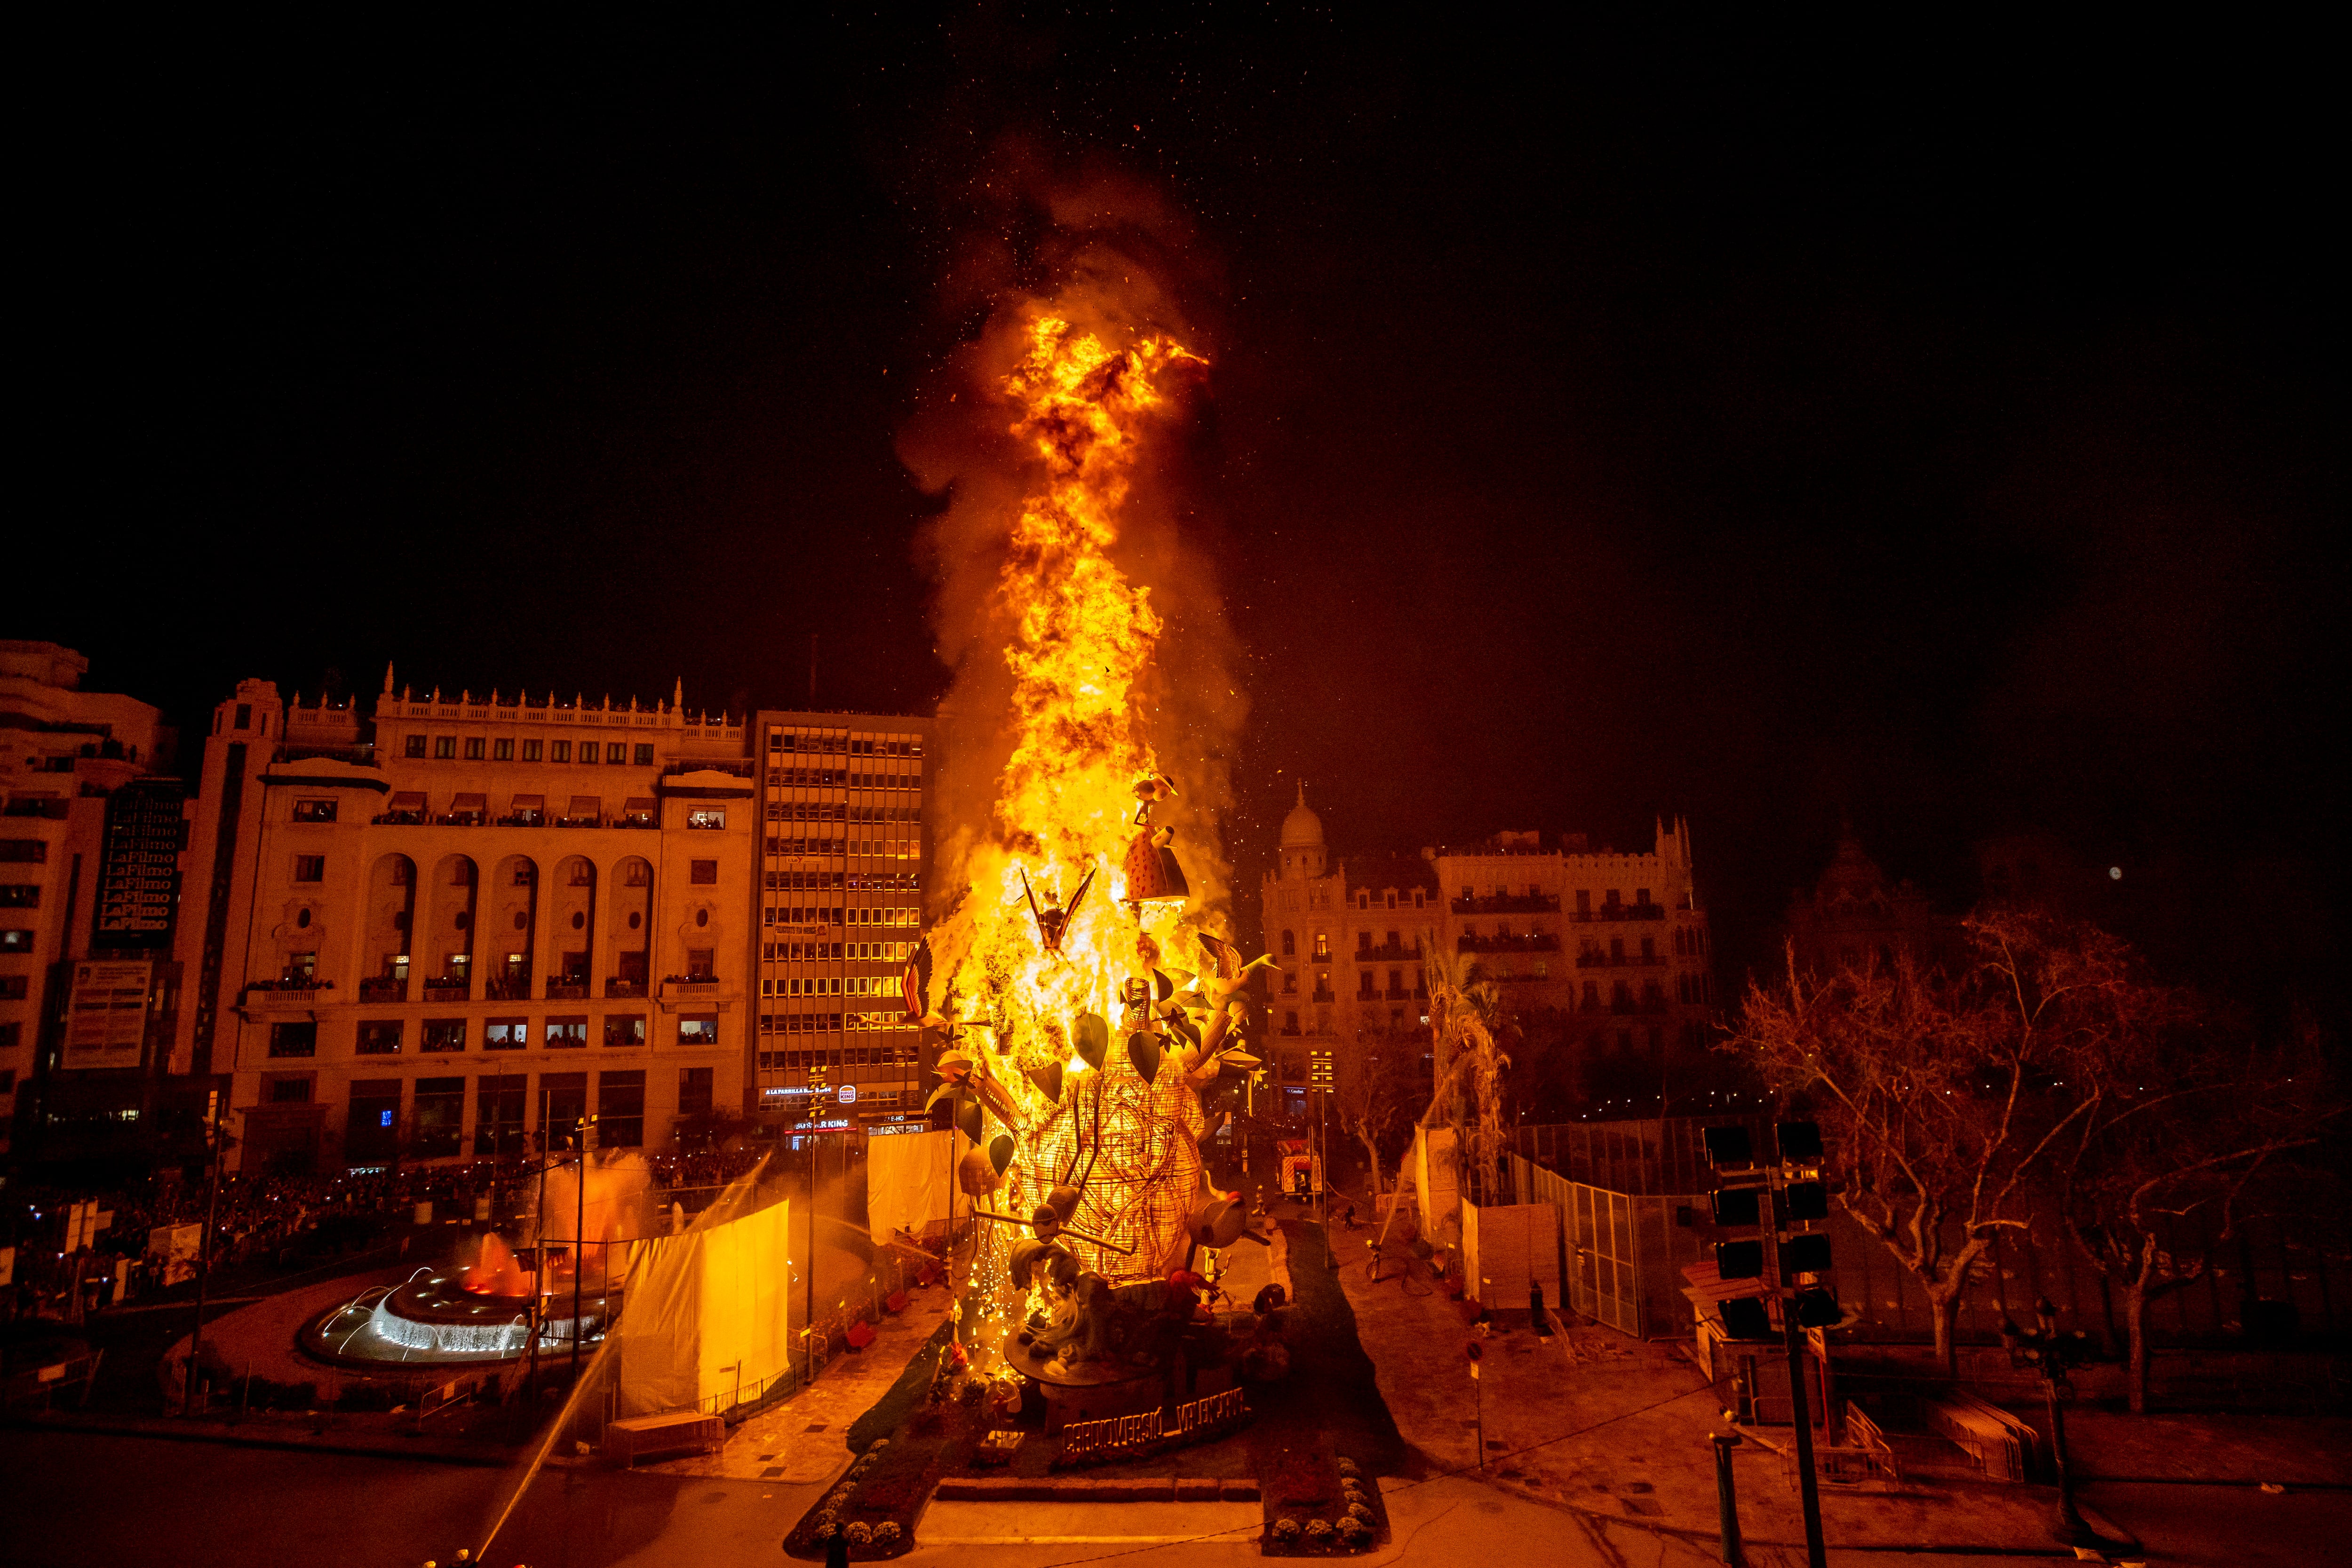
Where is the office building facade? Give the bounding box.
[749,710,934,1128]
[1,641,189,1156]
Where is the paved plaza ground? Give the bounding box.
[10,1195,2351,1564]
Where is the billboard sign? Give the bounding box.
[64,960,151,1070]
[94,781,183,948]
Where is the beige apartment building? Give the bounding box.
[192,670,757,1172]
[1257,789,1440,1114]
[1431,818,1716,1054]
[1258,791,1717,1109]
[1,641,189,1156]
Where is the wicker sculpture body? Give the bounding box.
[1004,1045,1204,1285]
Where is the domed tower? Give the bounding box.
[1278,783,1327,880]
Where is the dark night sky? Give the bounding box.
[22,14,2342,991]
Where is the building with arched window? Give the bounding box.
[186,669,762,1172]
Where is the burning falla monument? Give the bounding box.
[901,284,1280,1433]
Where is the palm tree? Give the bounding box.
[1419,930,1511,1201]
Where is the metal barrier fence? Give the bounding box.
[1508,1118,2352,1349]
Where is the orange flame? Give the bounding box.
[927,310,1219,1282]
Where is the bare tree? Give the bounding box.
[2059,1003,2343,1412]
[1335,1028,1417,1198]
[1732,913,2142,1374]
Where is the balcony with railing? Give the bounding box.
[242,981,329,1010]
[1574,951,1668,968]
[544,978,589,1000]
[358,977,408,1003]
[1310,989,1337,1004]
[484,971,533,1002]
[1573,903,1667,923]
[1457,932,1560,955]
[1450,893,1560,916]
[275,744,378,767]
[421,977,471,1001]
[662,978,725,1002]
[1354,941,1422,963]
[605,978,649,998]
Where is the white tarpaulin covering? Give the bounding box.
[614,1195,791,1418]
[866,1128,964,1246]
[1413,1125,1460,1238]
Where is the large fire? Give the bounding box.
[919,309,1249,1309]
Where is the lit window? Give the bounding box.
[551,740,572,764]
[464,737,486,760]
[521,739,542,761]
[493,738,514,761]
[687,808,726,830]
[606,743,628,764]
[435,736,456,760]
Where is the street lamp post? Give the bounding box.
[2002,1298,2100,1547]
[183,1087,225,1417]
[570,1111,596,1390]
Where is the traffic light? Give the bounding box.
[1781,1180,1829,1222]
[1710,1187,1762,1227]
[1720,1296,1773,1340]
[1716,1238,1764,1279]
[1702,1124,1754,1167]
[1775,1120,1823,1162]
[1781,1233,1833,1275]
[1794,1286,1843,1328]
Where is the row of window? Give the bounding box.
[767,731,922,757]
[766,802,920,823]
[0,884,41,908]
[0,839,48,862]
[763,870,921,892]
[405,735,659,765]
[755,1045,919,1070]
[764,767,922,790]
[762,940,907,963]
[304,854,715,887]
[272,1067,711,1155]
[764,836,916,859]
[270,1013,722,1058]
[760,974,902,998]
[755,1012,919,1034]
